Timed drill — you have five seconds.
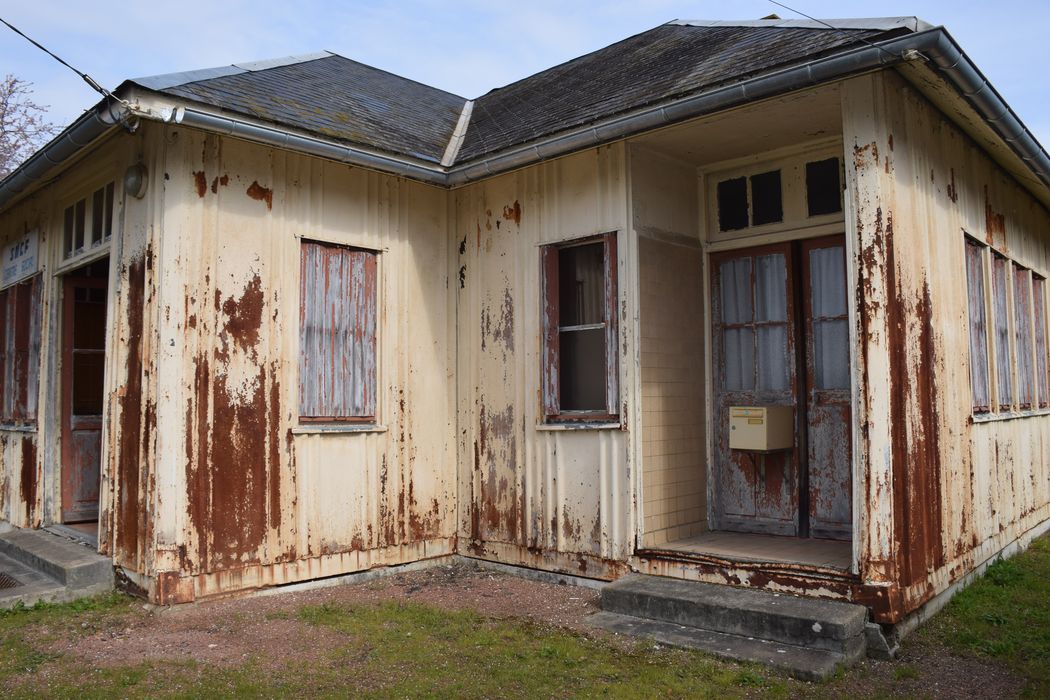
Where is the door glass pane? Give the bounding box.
[757,324,789,390]
[809,246,847,318]
[559,328,606,410]
[558,243,604,326]
[719,258,752,324]
[814,319,850,389]
[755,254,786,322]
[723,327,754,390]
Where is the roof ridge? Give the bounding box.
[669,17,931,32]
[131,51,336,91]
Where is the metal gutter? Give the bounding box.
[0,99,131,210]
[0,25,1047,208]
[448,27,1050,191]
[167,107,448,186]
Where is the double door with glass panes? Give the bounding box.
[710,236,851,540]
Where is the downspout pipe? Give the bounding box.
[0,99,131,210]
[447,27,1050,191]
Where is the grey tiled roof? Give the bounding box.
[134,53,467,164]
[129,20,915,167]
[458,23,904,161]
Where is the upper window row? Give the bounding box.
[714,156,842,234]
[965,237,1049,413]
[63,182,114,260]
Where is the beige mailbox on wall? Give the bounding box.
[729,406,794,452]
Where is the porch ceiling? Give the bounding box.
[631,83,842,167]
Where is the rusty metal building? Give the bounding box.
[1,17,1048,628]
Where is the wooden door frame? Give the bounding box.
[60,273,108,523]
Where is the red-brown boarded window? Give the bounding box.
[0,274,42,425]
[991,253,1014,410]
[1014,264,1035,409]
[965,239,990,412]
[540,233,618,420]
[299,240,377,422]
[1034,275,1049,408]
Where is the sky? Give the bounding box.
[1,1,1048,150]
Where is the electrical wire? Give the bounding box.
[0,15,131,107]
[767,1,911,63]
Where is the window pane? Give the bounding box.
[806,158,842,216]
[558,243,604,326]
[299,242,376,419]
[757,324,789,390]
[719,258,752,324]
[74,199,86,252]
[104,182,114,239]
[809,246,847,318]
[717,177,748,232]
[750,170,783,226]
[992,254,1013,407]
[724,327,755,391]
[1014,265,1034,408]
[755,254,786,322]
[965,242,990,411]
[91,187,104,245]
[814,319,850,389]
[72,351,105,415]
[1034,276,1048,407]
[559,328,606,410]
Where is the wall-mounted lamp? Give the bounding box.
[124,162,149,199]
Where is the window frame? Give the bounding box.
[540,232,619,423]
[297,239,379,425]
[965,237,992,412]
[0,273,43,426]
[62,181,114,262]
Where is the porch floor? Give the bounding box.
[659,531,851,570]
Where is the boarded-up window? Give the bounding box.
[1014,264,1035,409]
[1034,275,1049,408]
[299,241,377,422]
[991,253,1013,409]
[541,233,618,419]
[965,239,990,412]
[0,275,42,424]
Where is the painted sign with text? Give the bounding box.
[1,230,40,288]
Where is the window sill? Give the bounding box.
[291,424,388,435]
[971,409,1050,424]
[0,424,36,433]
[536,422,622,432]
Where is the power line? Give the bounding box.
[767,1,909,63]
[0,15,129,106]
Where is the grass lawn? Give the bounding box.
[1,535,1047,698]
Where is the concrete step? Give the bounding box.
[589,610,853,682]
[0,528,113,593]
[601,574,867,655]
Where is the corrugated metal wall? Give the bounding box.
[843,71,1050,621]
[454,144,635,578]
[132,124,456,602]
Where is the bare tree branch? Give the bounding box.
[0,74,60,179]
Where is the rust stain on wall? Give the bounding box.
[220,274,264,357]
[193,171,207,198]
[501,200,522,224]
[246,181,273,210]
[984,185,1007,250]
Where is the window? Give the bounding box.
[1034,275,1048,407]
[965,239,990,412]
[718,252,790,391]
[716,171,783,232]
[541,233,618,420]
[63,182,114,259]
[298,240,377,422]
[991,253,1013,410]
[0,275,42,424]
[805,157,842,217]
[1014,264,1035,409]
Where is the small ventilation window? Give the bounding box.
[750,170,782,226]
[717,177,748,232]
[806,158,842,216]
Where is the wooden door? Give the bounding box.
[61,275,107,523]
[801,236,852,539]
[710,244,800,535]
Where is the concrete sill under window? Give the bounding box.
[971,408,1050,424]
[536,422,622,432]
[291,424,388,435]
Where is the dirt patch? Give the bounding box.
[50,563,602,670]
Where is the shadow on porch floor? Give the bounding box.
[659,531,851,569]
